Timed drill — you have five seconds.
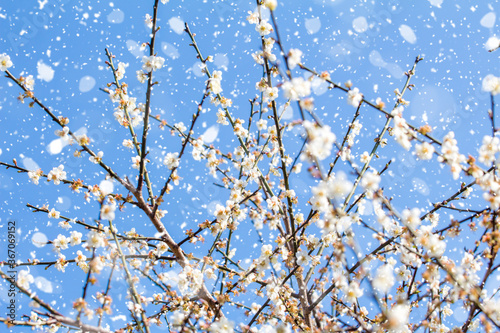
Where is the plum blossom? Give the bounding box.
[282,77,311,101]
[485,36,500,52]
[48,208,60,219]
[101,203,116,221]
[163,152,180,170]
[70,231,82,246]
[174,122,187,132]
[122,139,134,149]
[246,11,259,24]
[256,119,268,131]
[20,75,35,90]
[402,208,421,230]
[392,114,412,150]
[300,97,314,111]
[28,169,42,185]
[415,141,435,160]
[177,266,204,295]
[395,266,412,282]
[264,86,279,101]
[144,14,153,29]
[482,74,500,95]
[216,109,229,125]
[209,318,234,333]
[142,55,165,73]
[296,248,311,266]
[417,226,446,257]
[170,311,187,329]
[208,70,223,95]
[17,270,34,290]
[256,20,273,36]
[47,165,67,185]
[115,62,128,80]
[87,230,106,248]
[131,155,141,169]
[53,234,69,251]
[361,171,381,192]
[267,196,281,212]
[0,53,13,71]
[372,264,395,293]
[89,151,103,164]
[256,78,268,92]
[344,281,363,304]
[54,126,69,139]
[346,87,363,107]
[302,120,336,161]
[287,48,302,69]
[387,303,410,331]
[55,254,68,272]
[437,131,466,179]
[310,173,353,212]
[263,0,278,11]
[478,135,500,165]
[136,70,148,83]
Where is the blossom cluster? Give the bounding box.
[2,1,500,333]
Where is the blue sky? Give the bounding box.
[0,0,499,331]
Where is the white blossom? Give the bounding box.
[296,248,311,266]
[482,74,500,95]
[263,0,278,11]
[21,75,35,90]
[101,204,116,221]
[346,87,363,107]
[17,270,34,290]
[485,36,500,52]
[144,14,153,29]
[55,254,68,272]
[438,131,466,179]
[256,20,273,36]
[70,231,82,246]
[344,281,363,304]
[372,264,395,293]
[246,11,259,25]
[142,55,165,73]
[48,208,60,219]
[217,109,229,125]
[28,170,42,185]
[122,139,134,149]
[163,152,180,169]
[267,196,281,212]
[47,165,67,185]
[115,62,128,80]
[0,53,13,71]
[282,77,311,101]
[209,318,234,333]
[87,230,106,248]
[131,155,141,169]
[478,135,500,165]
[53,234,69,251]
[361,171,380,192]
[387,303,410,331]
[302,120,336,161]
[89,151,103,164]
[415,142,435,160]
[136,70,148,83]
[287,48,302,69]
[264,86,279,101]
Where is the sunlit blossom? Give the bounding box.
[0,53,13,71]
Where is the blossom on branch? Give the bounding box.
[142,55,165,73]
[0,53,13,71]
